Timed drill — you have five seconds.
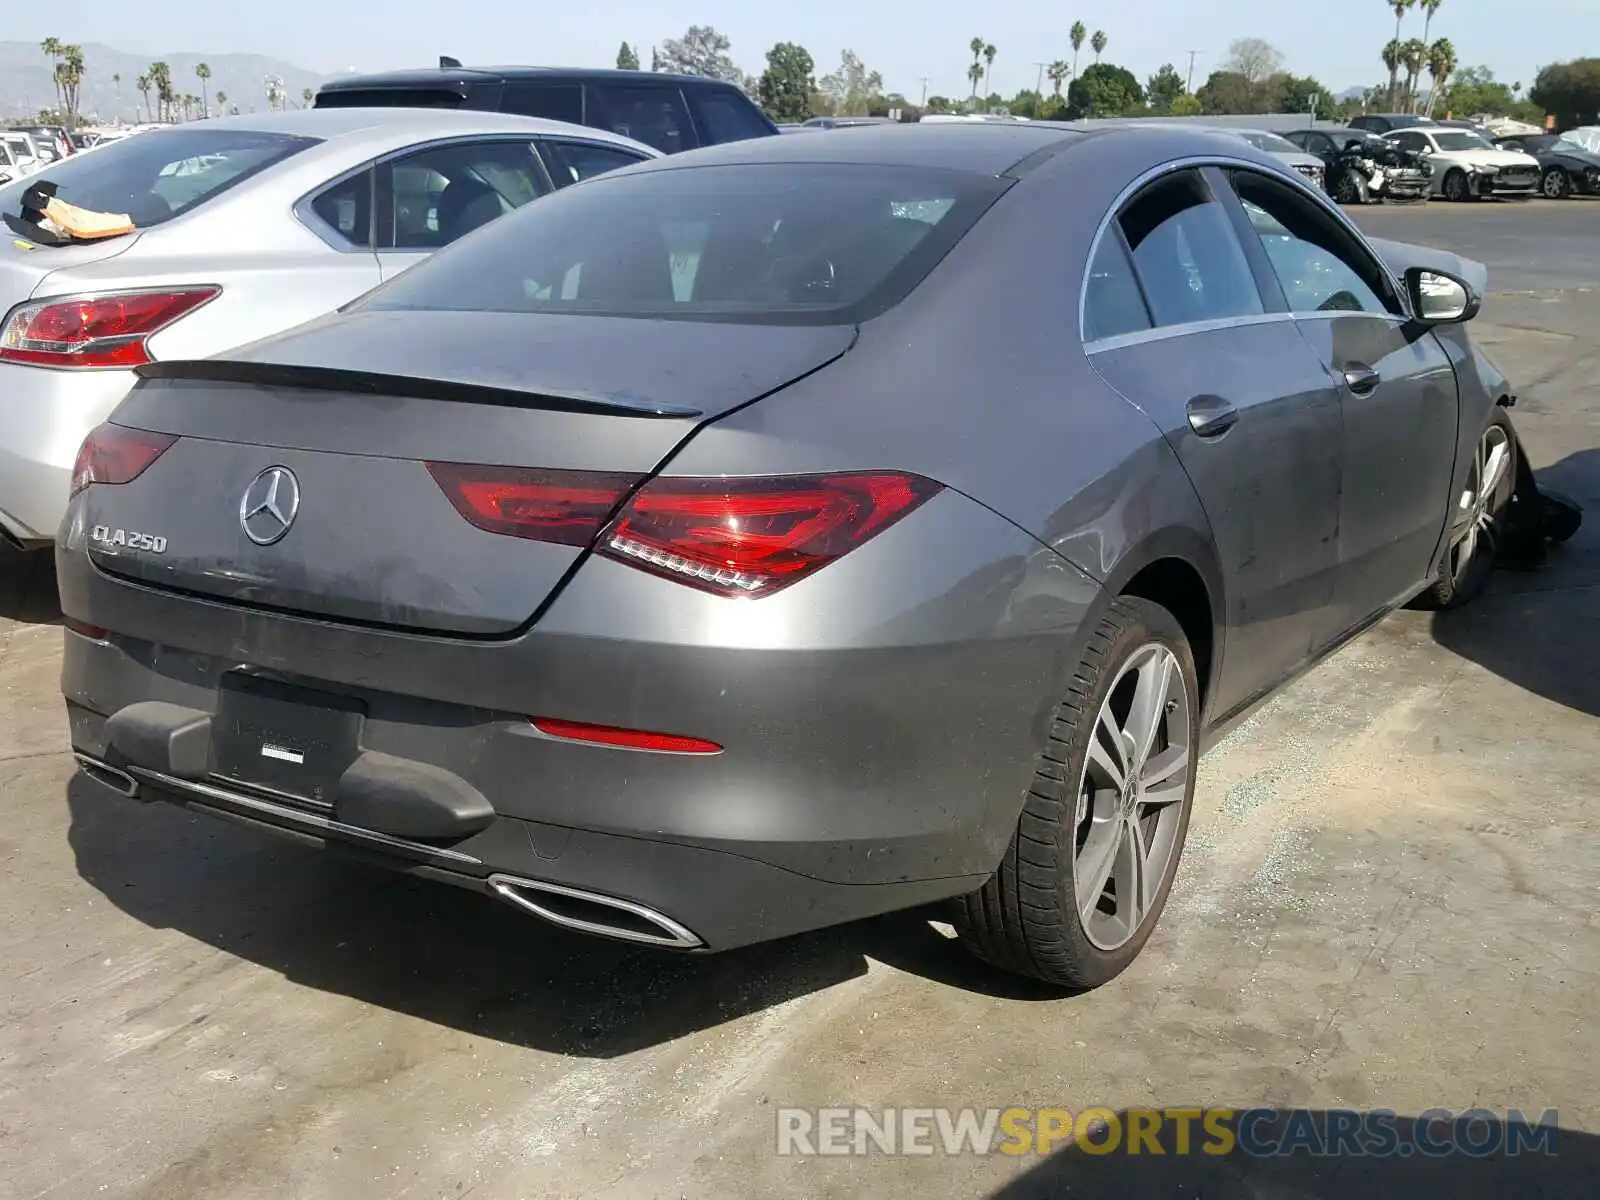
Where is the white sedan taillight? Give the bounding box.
[0,287,220,369]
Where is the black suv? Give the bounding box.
[315,65,778,155]
[1346,113,1436,135]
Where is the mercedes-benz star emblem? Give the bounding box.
[239,466,301,546]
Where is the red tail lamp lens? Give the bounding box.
[600,471,942,596]
[0,287,220,368]
[530,717,722,755]
[426,462,640,545]
[70,424,178,496]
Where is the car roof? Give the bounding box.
[624,120,1093,176]
[319,66,746,90]
[180,107,596,139]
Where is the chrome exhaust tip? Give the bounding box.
[74,754,140,799]
[488,874,703,950]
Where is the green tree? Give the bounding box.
[757,42,815,122]
[1091,30,1108,64]
[983,43,997,95]
[1401,38,1428,111]
[1047,60,1069,102]
[967,61,984,106]
[1196,70,1254,114]
[1381,40,1405,110]
[657,25,743,84]
[58,45,86,128]
[1067,61,1143,117]
[1270,73,1336,118]
[1530,58,1600,128]
[616,41,640,70]
[149,61,173,122]
[196,62,211,117]
[1423,38,1455,117]
[136,73,152,122]
[925,95,955,114]
[215,89,227,116]
[1419,0,1444,47]
[1146,63,1185,114]
[1170,92,1204,116]
[1070,22,1087,81]
[1387,0,1417,107]
[40,38,63,115]
[1007,88,1044,118]
[1442,66,1514,116]
[818,49,884,116]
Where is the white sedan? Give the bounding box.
[1384,127,1542,201]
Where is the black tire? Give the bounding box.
[1333,172,1367,205]
[1441,168,1472,202]
[1542,167,1571,199]
[954,596,1200,989]
[1410,410,1519,610]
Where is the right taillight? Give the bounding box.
[70,424,178,496]
[600,472,942,596]
[427,464,942,598]
[0,287,220,369]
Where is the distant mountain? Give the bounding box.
[0,41,330,122]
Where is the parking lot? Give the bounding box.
[1,198,1596,1199]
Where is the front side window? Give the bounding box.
[356,162,1007,324]
[541,139,649,186]
[0,128,316,228]
[587,85,694,154]
[500,81,583,125]
[377,140,549,251]
[1116,170,1264,328]
[1231,171,1396,317]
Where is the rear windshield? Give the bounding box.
[356,162,1007,325]
[0,128,317,228]
[1240,132,1300,154]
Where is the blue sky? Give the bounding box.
[12,0,1593,101]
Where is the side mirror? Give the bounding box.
[1405,266,1480,324]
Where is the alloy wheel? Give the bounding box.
[1543,169,1570,199]
[1448,423,1512,585]
[1074,643,1192,951]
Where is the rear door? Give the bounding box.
[373,138,554,280]
[1084,166,1343,719]
[1224,167,1459,640]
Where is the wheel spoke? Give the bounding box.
[1129,817,1159,923]
[1086,709,1128,791]
[1075,819,1122,921]
[1139,745,1189,795]
[1479,438,1510,500]
[1125,650,1174,773]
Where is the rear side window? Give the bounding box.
[690,89,773,143]
[587,85,695,154]
[357,163,1008,325]
[0,128,317,228]
[501,81,584,125]
[376,140,549,250]
[309,169,373,245]
[1083,232,1152,342]
[1117,170,1264,328]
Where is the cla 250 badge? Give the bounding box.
[90,525,168,554]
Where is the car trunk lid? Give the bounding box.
[84,310,856,635]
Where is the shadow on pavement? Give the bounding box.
[993,1110,1598,1199]
[66,776,1057,1058]
[1431,449,1598,717]
[0,545,61,625]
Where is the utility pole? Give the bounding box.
[1035,61,1048,97]
[1186,50,1201,93]
[919,75,929,106]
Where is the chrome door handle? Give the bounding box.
[1186,394,1238,438]
[1343,364,1382,395]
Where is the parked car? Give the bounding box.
[11,124,73,161]
[800,116,899,129]
[1223,129,1327,190]
[1347,113,1436,135]
[1492,132,1600,198]
[1385,126,1541,200]
[0,142,19,186]
[0,108,658,549]
[62,123,1518,989]
[315,65,777,155]
[3,131,44,175]
[1285,127,1432,203]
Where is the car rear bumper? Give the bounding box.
[0,363,137,545]
[59,498,1101,950]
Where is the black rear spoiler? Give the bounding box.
[134,358,703,419]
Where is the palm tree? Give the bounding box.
[1381,40,1404,112]
[1401,38,1428,112]
[1424,37,1456,117]
[302,87,314,108]
[1091,30,1108,64]
[111,71,121,120]
[983,44,997,96]
[1388,0,1416,107]
[149,61,173,122]
[215,89,228,115]
[1070,22,1087,80]
[136,73,152,122]
[195,62,211,117]
[1047,60,1069,101]
[1419,0,1443,46]
[967,61,984,107]
[59,45,85,128]
[40,38,64,115]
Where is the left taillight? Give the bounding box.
[0,287,220,369]
[70,424,177,496]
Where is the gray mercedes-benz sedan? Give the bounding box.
[60,123,1518,987]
